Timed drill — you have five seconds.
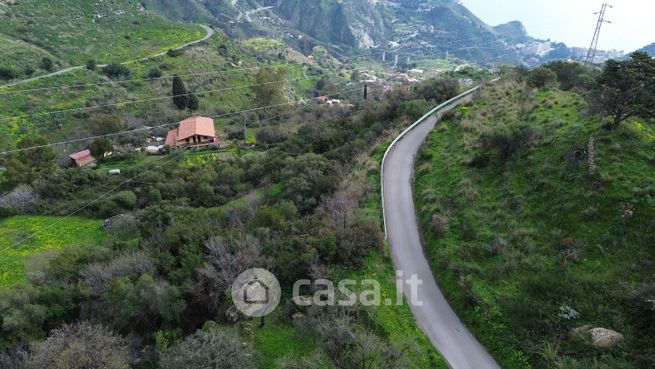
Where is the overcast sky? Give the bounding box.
[459,0,655,52]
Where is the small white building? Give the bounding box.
[146,145,164,154]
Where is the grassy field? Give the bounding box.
[0,0,203,72]
[0,215,105,288]
[414,81,655,368]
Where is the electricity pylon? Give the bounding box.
[585,3,612,65]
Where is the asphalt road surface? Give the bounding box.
[382,94,502,369]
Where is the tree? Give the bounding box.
[526,67,557,89]
[86,59,97,71]
[0,184,39,214]
[0,67,18,81]
[187,93,199,113]
[253,67,287,107]
[3,135,56,189]
[89,113,124,135]
[39,58,53,72]
[543,61,595,91]
[414,78,459,102]
[89,138,113,159]
[26,322,132,369]
[172,75,189,113]
[89,274,185,334]
[588,52,655,130]
[160,323,256,369]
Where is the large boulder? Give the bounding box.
[590,328,624,348]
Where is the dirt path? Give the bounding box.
[0,25,214,90]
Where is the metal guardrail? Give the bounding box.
[380,78,499,238]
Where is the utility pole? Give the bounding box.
[585,3,612,65]
[363,84,368,100]
[382,51,386,62]
[394,54,399,68]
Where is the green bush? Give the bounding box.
[166,48,184,57]
[480,124,540,162]
[0,67,18,80]
[147,67,163,79]
[526,67,557,89]
[102,63,132,79]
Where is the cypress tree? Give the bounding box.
[172,75,189,113]
[187,94,199,113]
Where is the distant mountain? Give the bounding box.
[493,21,530,44]
[638,43,655,56]
[7,0,577,67]
[140,0,528,64]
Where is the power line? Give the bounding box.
[0,77,311,122]
[0,67,264,95]
[0,154,178,253]
[0,88,361,155]
[0,86,363,252]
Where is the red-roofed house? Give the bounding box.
[69,150,96,167]
[165,115,220,149]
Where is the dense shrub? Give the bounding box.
[147,67,162,79]
[26,322,132,369]
[160,323,255,369]
[631,283,655,329]
[86,59,97,71]
[102,63,132,79]
[480,124,540,162]
[39,58,53,72]
[0,67,18,81]
[0,185,40,214]
[543,61,596,91]
[413,77,459,103]
[526,67,557,89]
[255,126,288,145]
[166,48,184,57]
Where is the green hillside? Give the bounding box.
[0,30,330,153]
[415,80,655,368]
[0,0,203,77]
[0,216,105,287]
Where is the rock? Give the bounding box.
[570,324,592,338]
[291,312,305,321]
[590,328,624,348]
[293,295,313,307]
[225,305,240,323]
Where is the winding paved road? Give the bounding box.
[382,87,501,369]
[0,25,214,89]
